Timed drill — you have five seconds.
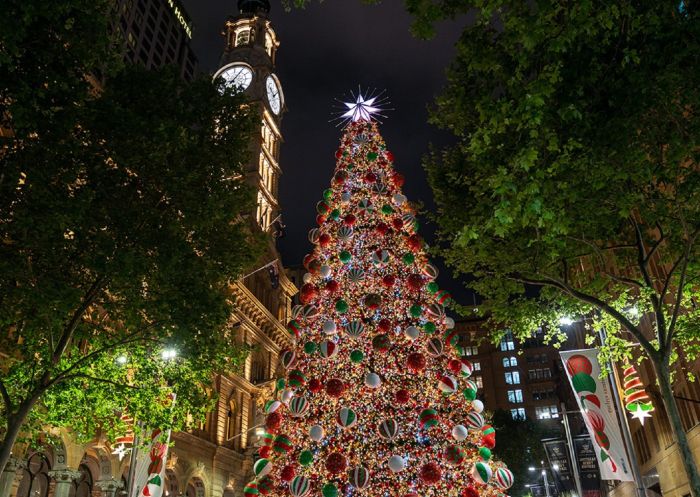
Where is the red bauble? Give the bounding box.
[344,214,357,226]
[462,486,480,497]
[392,172,405,187]
[376,222,390,235]
[377,318,391,332]
[300,283,318,304]
[407,352,427,372]
[265,411,282,432]
[334,170,348,184]
[385,151,395,162]
[364,172,377,183]
[407,274,424,291]
[364,293,381,309]
[448,359,463,375]
[335,148,343,159]
[318,233,331,248]
[308,259,321,274]
[326,452,347,474]
[280,465,296,482]
[258,446,271,458]
[372,334,391,353]
[419,462,442,484]
[309,378,323,394]
[316,214,326,225]
[481,435,496,449]
[302,254,314,269]
[395,389,411,403]
[326,280,339,293]
[407,234,423,252]
[404,494,419,497]
[382,275,396,288]
[392,218,404,230]
[326,378,346,398]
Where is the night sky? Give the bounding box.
[181,0,476,306]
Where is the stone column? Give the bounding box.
[0,458,25,497]
[95,478,123,497]
[48,469,81,497]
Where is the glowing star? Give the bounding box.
[342,94,381,122]
[629,404,653,425]
[112,444,130,461]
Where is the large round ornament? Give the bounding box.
[309,425,324,442]
[280,465,295,482]
[326,378,346,398]
[463,379,479,401]
[345,320,365,337]
[378,419,399,440]
[265,411,282,433]
[445,316,455,329]
[426,338,444,357]
[471,462,493,485]
[449,357,473,377]
[404,326,420,341]
[290,476,311,497]
[372,249,390,267]
[422,262,439,279]
[472,399,485,413]
[243,482,259,497]
[320,264,332,279]
[272,434,292,454]
[419,408,439,429]
[264,400,281,414]
[420,462,442,485]
[289,396,309,417]
[357,198,373,215]
[407,352,427,372]
[280,349,296,369]
[438,375,458,394]
[286,320,301,339]
[347,268,365,282]
[338,226,353,241]
[444,445,466,466]
[322,484,337,497]
[288,370,306,388]
[466,412,485,430]
[301,304,319,319]
[427,303,445,319]
[451,424,468,441]
[280,388,294,404]
[299,450,314,466]
[337,407,357,429]
[323,320,337,335]
[350,466,370,489]
[319,340,338,359]
[253,458,272,478]
[372,334,391,352]
[395,389,411,404]
[365,372,381,389]
[257,476,273,495]
[388,455,406,473]
[326,452,347,474]
[494,468,515,489]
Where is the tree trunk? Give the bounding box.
[0,397,39,475]
[654,358,700,497]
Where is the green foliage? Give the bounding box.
[0,0,262,459]
[490,409,548,497]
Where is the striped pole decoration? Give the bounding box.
[623,364,654,425]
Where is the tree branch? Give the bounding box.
[644,221,665,264]
[0,378,13,412]
[57,374,140,390]
[666,229,700,350]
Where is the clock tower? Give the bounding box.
[214,0,284,232]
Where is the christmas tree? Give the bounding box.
[248,100,513,497]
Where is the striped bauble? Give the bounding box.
[494,468,514,489]
[289,476,311,497]
[350,466,370,489]
[378,419,399,440]
[337,407,357,429]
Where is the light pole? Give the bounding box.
[529,462,559,497]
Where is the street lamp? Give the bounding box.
[529,462,557,497]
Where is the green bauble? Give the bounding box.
[299,450,313,466]
[426,282,439,294]
[381,204,394,215]
[304,341,317,355]
[346,163,354,171]
[339,250,352,263]
[367,151,378,161]
[479,447,492,461]
[276,378,285,390]
[336,299,349,313]
[322,484,338,497]
[413,219,420,231]
[402,253,415,265]
[323,189,333,200]
[572,372,596,394]
[350,350,364,363]
[409,304,422,318]
[330,209,340,221]
[463,387,477,401]
[423,322,436,334]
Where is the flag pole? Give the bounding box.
[126,421,142,497]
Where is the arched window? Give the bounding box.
[227,395,239,441]
[16,452,51,497]
[235,29,250,46]
[70,464,93,497]
[165,469,179,497]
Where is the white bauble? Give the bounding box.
[309,424,324,442]
[392,193,407,206]
[280,388,295,404]
[365,372,381,389]
[323,320,337,335]
[302,273,312,284]
[341,191,352,204]
[404,326,420,341]
[388,455,406,473]
[472,399,485,413]
[445,316,455,329]
[452,424,468,441]
[320,265,332,279]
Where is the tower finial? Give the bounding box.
[237,0,270,14]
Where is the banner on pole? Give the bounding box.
[574,435,603,497]
[560,349,633,481]
[542,438,576,493]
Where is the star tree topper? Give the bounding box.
[333,87,391,127]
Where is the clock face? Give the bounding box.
[217,64,253,93]
[266,75,282,115]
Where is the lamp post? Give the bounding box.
[529,462,559,497]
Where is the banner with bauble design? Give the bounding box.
[560,349,634,481]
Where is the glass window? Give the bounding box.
[510,408,526,420]
[474,376,483,388]
[507,389,523,403]
[472,361,481,371]
[236,29,250,46]
[505,372,513,384]
[502,357,510,368]
[536,405,560,419]
[512,371,520,384]
[461,346,478,356]
[509,356,518,366]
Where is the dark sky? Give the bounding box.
[181,0,476,306]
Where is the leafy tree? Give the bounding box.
[0,0,261,474]
[419,1,700,495]
[490,410,548,497]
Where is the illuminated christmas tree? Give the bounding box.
[247,97,513,497]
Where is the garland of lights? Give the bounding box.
[244,113,514,497]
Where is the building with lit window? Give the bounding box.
[114,0,198,80]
